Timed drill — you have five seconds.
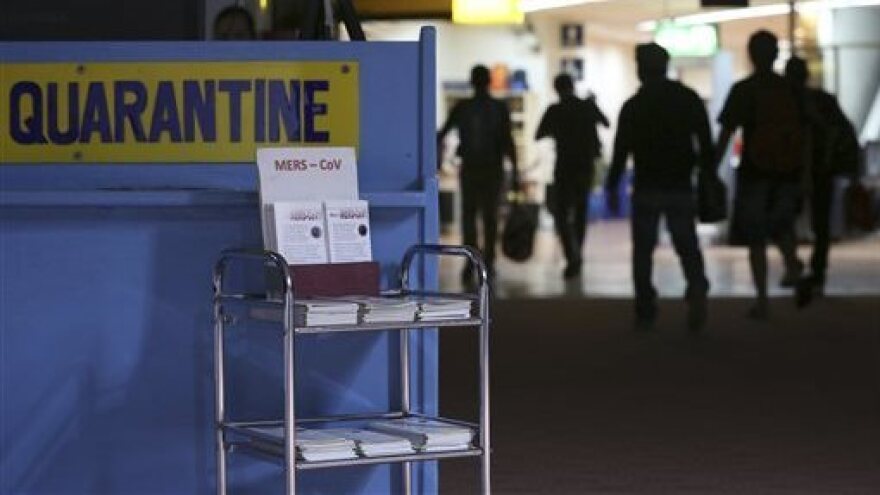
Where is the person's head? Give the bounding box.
[213,6,256,40]
[635,42,670,83]
[553,73,575,98]
[470,65,490,93]
[784,56,809,87]
[748,30,779,72]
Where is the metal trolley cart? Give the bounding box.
[212,244,492,494]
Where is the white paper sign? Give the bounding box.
[270,202,329,265]
[324,200,373,263]
[257,147,358,248]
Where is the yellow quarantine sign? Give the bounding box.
[0,61,359,163]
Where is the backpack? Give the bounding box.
[811,89,861,177]
[458,98,504,166]
[748,79,805,176]
[828,113,861,176]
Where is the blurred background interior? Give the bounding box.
[4,2,879,493]
[4,0,878,300]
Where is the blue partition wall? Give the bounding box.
[0,30,440,494]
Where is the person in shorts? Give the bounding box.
[716,31,810,319]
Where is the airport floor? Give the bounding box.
[438,220,880,298]
[436,220,880,494]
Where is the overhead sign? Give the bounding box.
[0,61,359,163]
[655,22,719,58]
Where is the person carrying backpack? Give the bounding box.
[784,56,862,295]
[716,30,810,319]
[536,73,609,279]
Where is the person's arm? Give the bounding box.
[714,126,735,170]
[438,102,459,141]
[501,102,520,190]
[605,102,632,213]
[436,103,460,169]
[714,85,740,170]
[691,93,715,175]
[535,105,553,141]
[590,96,610,128]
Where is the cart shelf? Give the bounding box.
[213,244,492,494]
[244,305,483,334]
[222,414,483,471]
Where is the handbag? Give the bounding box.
[698,171,728,223]
[502,201,539,262]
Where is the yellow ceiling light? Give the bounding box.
[452,0,524,24]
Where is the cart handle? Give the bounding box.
[399,244,488,292]
[212,249,291,299]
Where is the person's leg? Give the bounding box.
[775,229,802,286]
[769,182,803,279]
[769,182,813,307]
[562,182,584,278]
[631,192,661,327]
[748,240,770,318]
[664,193,709,332]
[738,179,771,318]
[552,181,579,276]
[460,177,479,283]
[810,174,833,289]
[572,177,591,271]
[480,180,502,276]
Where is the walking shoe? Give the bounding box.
[687,296,707,334]
[747,301,769,320]
[795,277,814,308]
[807,273,826,297]
[634,316,655,333]
[563,262,582,280]
[780,260,805,288]
[634,304,657,332]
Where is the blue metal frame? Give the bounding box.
[0,28,439,494]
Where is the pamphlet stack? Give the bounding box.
[252,427,358,462]
[411,296,473,321]
[294,299,360,326]
[368,418,474,453]
[330,428,416,457]
[344,297,418,324]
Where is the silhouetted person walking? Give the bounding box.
[605,43,713,332]
[536,73,609,279]
[716,30,807,319]
[784,56,861,294]
[438,65,518,282]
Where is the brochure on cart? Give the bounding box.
[368,418,474,452]
[257,147,375,266]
